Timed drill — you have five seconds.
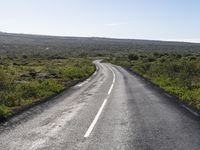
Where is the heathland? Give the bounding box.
[0,32,199,117]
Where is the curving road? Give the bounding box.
[0,61,200,150]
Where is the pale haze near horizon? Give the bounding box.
[0,0,200,43]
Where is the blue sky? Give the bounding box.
[0,0,200,42]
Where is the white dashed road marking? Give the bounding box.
[84,66,115,138]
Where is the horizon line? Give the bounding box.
[1,31,200,44]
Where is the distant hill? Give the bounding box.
[0,32,200,56]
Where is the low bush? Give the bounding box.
[0,57,95,117]
[108,52,200,110]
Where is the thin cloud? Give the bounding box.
[104,23,126,27]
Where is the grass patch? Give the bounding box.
[107,52,200,111]
[0,57,95,117]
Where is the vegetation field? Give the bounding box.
[1,32,200,58]
[107,52,200,110]
[0,32,200,117]
[0,56,95,117]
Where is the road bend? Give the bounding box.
[0,61,200,150]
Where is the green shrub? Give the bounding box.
[0,57,95,117]
[128,54,139,61]
[0,105,11,116]
[109,53,200,110]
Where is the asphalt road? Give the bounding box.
[0,61,200,150]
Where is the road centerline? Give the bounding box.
[84,65,115,138]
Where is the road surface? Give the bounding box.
[0,61,200,150]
